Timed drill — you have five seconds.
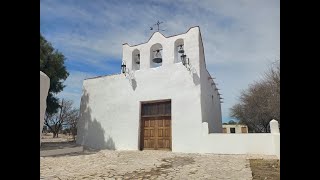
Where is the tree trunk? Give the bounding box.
[53,132,59,138]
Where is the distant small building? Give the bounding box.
[222,124,248,133]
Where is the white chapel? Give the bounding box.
[77,26,223,152]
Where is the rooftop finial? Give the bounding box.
[150,20,165,32]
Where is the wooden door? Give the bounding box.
[140,100,171,150]
[142,116,171,150]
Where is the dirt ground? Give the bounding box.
[250,159,280,180]
[41,150,254,179]
[41,134,280,179]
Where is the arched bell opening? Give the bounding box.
[132,49,140,70]
[150,43,163,68]
[174,39,184,63]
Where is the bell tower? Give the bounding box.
[121,26,203,75]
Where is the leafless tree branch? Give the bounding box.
[230,60,280,133]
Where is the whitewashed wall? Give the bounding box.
[77,63,204,150]
[40,71,50,146]
[199,34,223,133]
[195,120,280,159]
[270,120,280,159]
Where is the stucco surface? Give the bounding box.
[40,71,50,146]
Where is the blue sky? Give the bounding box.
[40,0,279,123]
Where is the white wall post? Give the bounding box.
[40,71,50,146]
[270,119,280,159]
[270,119,280,134]
[202,122,209,136]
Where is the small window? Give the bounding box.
[230,128,236,133]
[223,128,227,133]
[241,127,247,133]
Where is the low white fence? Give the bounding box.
[200,120,280,159]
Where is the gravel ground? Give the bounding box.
[40,149,277,180]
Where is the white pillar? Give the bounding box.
[270,119,280,134]
[202,122,209,136]
[270,119,280,159]
[40,71,50,146]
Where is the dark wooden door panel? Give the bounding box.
[141,117,171,150]
[157,117,171,149]
[143,118,157,149]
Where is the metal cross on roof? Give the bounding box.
[150,20,164,32]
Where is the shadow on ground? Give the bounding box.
[46,147,101,157]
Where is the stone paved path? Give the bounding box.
[40,150,276,180]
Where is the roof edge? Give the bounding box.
[84,73,122,81]
[123,26,200,47]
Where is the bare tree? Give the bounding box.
[44,99,74,138]
[66,108,79,141]
[230,60,280,133]
[227,120,237,125]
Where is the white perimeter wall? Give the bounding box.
[40,71,50,146]
[195,121,280,159]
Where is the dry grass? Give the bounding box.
[41,133,74,142]
[250,159,280,180]
[41,133,78,151]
